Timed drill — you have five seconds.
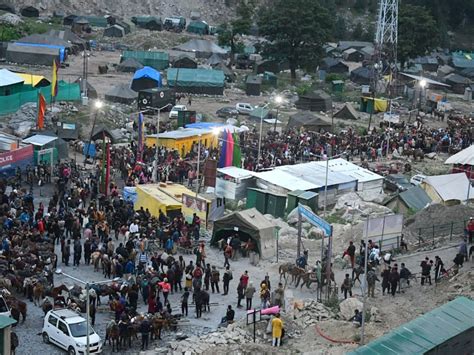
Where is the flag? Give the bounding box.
[218,130,227,168]
[51,58,59,97]
[37,93,46,130]
[100,133,107,194]
[105,143,111,196]
[137,112,144,162]
[232,133,241,167]
[225,130,234,167]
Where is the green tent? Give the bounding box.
[121,50,169,70]
[249,107,270,121]
[83,16,108,27]
[132,16,162,30]
[167,68,225,95]
[211,208,275,259]
[186,21,209,35]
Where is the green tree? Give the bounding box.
[361,23,375,42]
[218,0,254,63]
[354,0,367,13]
[398,4,440,68]
[333,16,347,41]
[257,0,334,81]
[352,22,364,40]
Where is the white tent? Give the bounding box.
[421,173,474,204]
[445,145,474,166]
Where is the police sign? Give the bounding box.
[298,204,332,237]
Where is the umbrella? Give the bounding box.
[239,125,250,132]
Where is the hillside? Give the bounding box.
[2,0,248,23]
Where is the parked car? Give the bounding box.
[384,174,412,192]
[0,295,10,318]
[42,309,102,355]
[410,174,426,186]
[216,106,239,118]
[235,102,253,115]
[169,105,187,119]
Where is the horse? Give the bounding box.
[7,298,27,323]
[91,251,102,272]
[295,272,319,289]
[278,262,294,282]
[32,283,44,306]
[194,289,210,318]
[41,297,53,315]
[105,320,120,352]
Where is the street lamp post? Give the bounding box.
[273,95,283,133]
[148,104,172,183]
[195,134,202,197]
[55,269,119,355]
[85,100,103,165]
[257,103,270,163]
[418,78,427,112]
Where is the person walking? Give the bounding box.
[160,278,171,303]
[204,263,211,291]
[366,267,379,298]
[222,266,233,295]
[434,256,445,282]
[341,273,353,299]
[181,287,190,316]
[224,244,232,268]
[381,267,391,295]
[420,257,432,285]
[73,238,82,267]
[245,282,256,310]
[260,283,270,309]
[210,266,220,293]
[389,266,400,297]
[84,238,91,265]
[343,241,356,269]
[272,313,283,347]
[139,317,151,351]
[274,282,285,308]
[63,239,71,266]
[237,279,245,308]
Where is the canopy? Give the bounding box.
[206,53,224,66]
[167,68,224,90]
[121,50,169,70]
[288,111,332,131]
[187,20,209,34]
[117,58,144,72]
[105,84,138,104]
[133,66,162,82]
[131,66,162,91]
[445,145,474,166]
[422,173,474,203]
[211,208,275,259]
[23,134,57,146]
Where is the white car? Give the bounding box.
[169,105,187,119]
[42,309,102,355]
[0,295,10,318]
[235,102,254,115]
[410,174,426,186]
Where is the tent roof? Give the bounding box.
[423,173,474,202]
[215,208,274,230]
[47,29,86,45]
[312,158,383,184]
[338,41,373,51]
[175,39,227,55]
[23,134,57,146]
[16,73,50,87]
[206,53,224,66]
[217,166,253,179]
[300,90,331,100]
[400,72,450,87]
[105,84,137,99]
[252,169,320,191]
[17,34,72,48]
[334,103,359,120]
[0,69,24,87]
[91,126,120,143]
[150,128,213,140]
[288,111,331,129]
[351,66,374,79]
[445,73,471,84]
[451,52,474,69]
[249,107,270,120]
[398,186,432,211]
[349,297,474,355]
[133,66,161,81]
[167,68,225,88]
[445,145,474,165]
[118,57,144,70]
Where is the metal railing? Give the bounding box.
[416,219,469,246]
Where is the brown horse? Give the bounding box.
[7,298,27,322]
[105,320,120,352]
[33,283,44,306]
[296,271,319,289]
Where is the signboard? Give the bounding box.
[298,203,332,237]
[383,113,400,123]
[365,214,404,250]
[182,193,207,225]
[0,145,34,174]
[62,123,76,130]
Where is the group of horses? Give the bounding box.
[278,262,335,290]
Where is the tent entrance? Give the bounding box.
[212,229,259,255]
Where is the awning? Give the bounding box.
[23,134,57,146]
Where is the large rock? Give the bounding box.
[0,13,23,25]
[339,297,363,320]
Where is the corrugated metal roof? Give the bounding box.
[312,158,383,183]
[0,315,17,329]
[23,134,57,146]
[152,128,213,140]
[252,169,321,191]
[217,167,253,179]
[349,297,474,355]
[399,186,431,211]
[0,69,24,87]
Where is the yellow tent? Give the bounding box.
[135,184,182,217]
[145,128,218,157]
[16,73,51,87]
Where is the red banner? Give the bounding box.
[0,145,34,168]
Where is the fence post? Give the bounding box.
[396,236,400,250]
[432,225,435,246]
[450,222,454,240]
[418,228,422,246]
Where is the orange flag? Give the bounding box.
[37,93,46,129]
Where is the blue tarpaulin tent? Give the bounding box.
[131,66,162,92]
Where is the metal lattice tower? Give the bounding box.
[373,0,398,94]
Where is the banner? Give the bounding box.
[0,145,34,174]
[137,112,144,162]
[182,193,207,224]
[51,59,59,98]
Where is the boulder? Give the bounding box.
[339,297,363,320]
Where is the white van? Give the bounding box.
[42,309,102,354]
[235,103,253,115]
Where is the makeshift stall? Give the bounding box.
[145,128,218,157]
[211,208,276,260]
[135,184,182,218]
[360,96,388,113]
